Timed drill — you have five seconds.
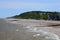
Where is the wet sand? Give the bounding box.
[0,18,60,40]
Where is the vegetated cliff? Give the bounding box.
[12,11,60,20]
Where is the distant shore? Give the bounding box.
[6,18,60,27]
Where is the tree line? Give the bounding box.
[12,11,60,20]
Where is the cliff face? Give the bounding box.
[12,11,60,20]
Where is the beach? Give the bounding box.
[0,18,60,40]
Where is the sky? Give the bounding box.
[0,0,60,18]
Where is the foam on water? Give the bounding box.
[16,29,19,32]
[25,25,60,40]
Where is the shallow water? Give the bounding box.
[0,19,60,40]
[25,25,60,40]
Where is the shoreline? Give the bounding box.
[5,18,60,27]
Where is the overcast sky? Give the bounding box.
[0,0,60,18]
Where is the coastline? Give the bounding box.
[6,18,60,27]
